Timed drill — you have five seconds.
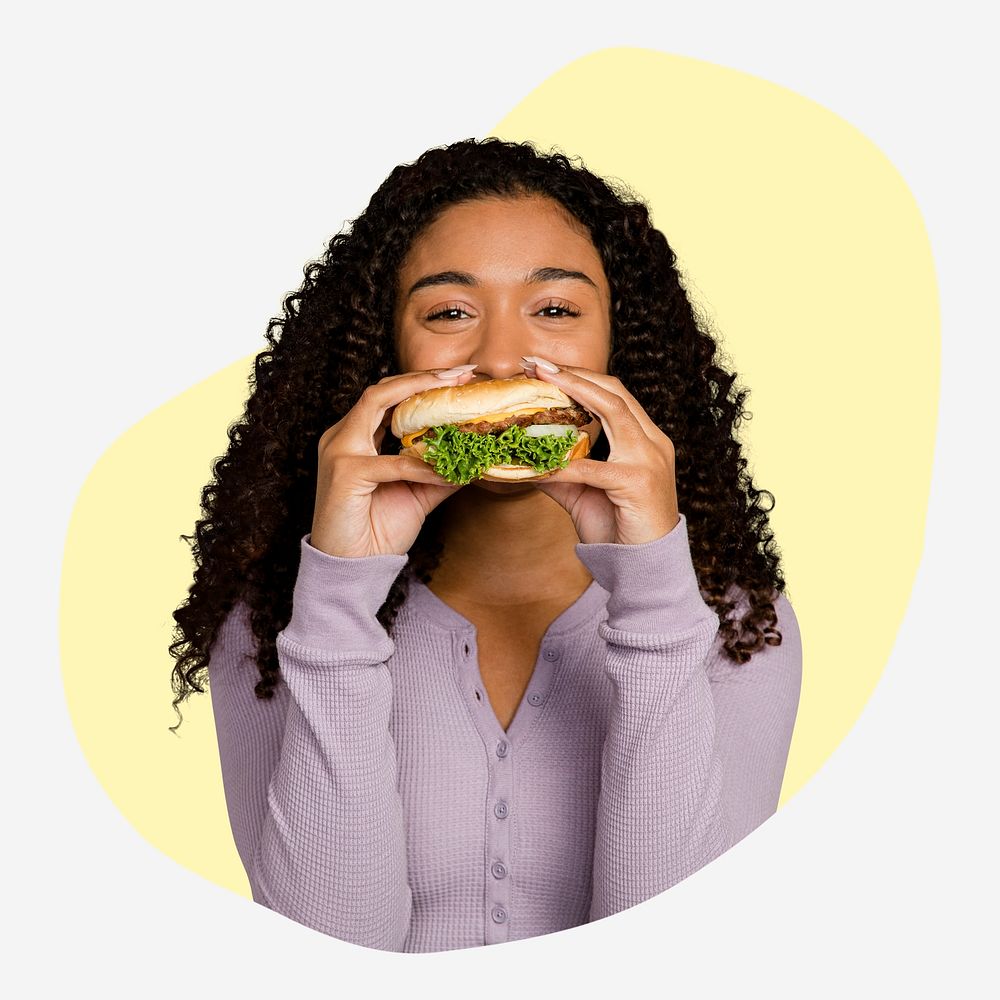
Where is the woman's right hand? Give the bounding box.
[309,367,478,558]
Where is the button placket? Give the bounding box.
[458,629,570,945]
[454,627,513,944]
[434,585,601,946]
[522,644,558,711]
[459,634,480,704]
[487,724,513,945]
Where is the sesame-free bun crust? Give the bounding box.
[401,429,590,482]
[390,373,575,439]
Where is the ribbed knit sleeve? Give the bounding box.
[208,535,412,951]
[709,589,801,844]
[575,512,800,921]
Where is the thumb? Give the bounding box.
[414,481,464,514]
[530,479,577,511]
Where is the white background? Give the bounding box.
[3,1,996,995]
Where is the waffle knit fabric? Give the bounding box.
[208,512,802,952]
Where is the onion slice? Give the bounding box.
[523,424,578,438]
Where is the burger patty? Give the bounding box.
[454,405,593,436]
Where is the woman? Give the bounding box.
[169,137,802,953]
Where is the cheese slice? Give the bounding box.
[400,405,549,448]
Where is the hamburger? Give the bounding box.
[390,373,595,486]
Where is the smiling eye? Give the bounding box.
[537,302,581,318]
[426,305,471,322]
[425,301,582,322]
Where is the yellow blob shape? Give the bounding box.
[60,48,939,900]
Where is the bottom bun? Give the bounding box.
[402,430,590,483]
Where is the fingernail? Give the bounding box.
[524,355,559,373]
[436,364,478,378]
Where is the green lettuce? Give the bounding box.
[421,423,579,486]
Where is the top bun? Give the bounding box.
[390,373,575,438]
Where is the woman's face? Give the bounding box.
[393,193,612,492]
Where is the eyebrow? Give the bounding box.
[406,266,598,299]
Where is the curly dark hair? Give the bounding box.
[168,136,787,732]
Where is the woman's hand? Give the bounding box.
[520,357,680,546]
[310,368,476,558]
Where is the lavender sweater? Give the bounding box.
[208,512,802,952]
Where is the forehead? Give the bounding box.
[399,194,604,278]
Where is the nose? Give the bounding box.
[462,310,545,382]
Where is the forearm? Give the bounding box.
[589,617,730,919]
[211,537,413,951]
[575,513,733,920]
[253,630,412,949]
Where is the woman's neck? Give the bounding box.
[428,483,593,607]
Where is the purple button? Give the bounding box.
[527,692,544,706]
[491,862,507,879]
[496,740,509,758]
[494,800,509,819]
[491,906,508,924]
[543,648,560,661]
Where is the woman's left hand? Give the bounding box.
[521,357,680,546]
